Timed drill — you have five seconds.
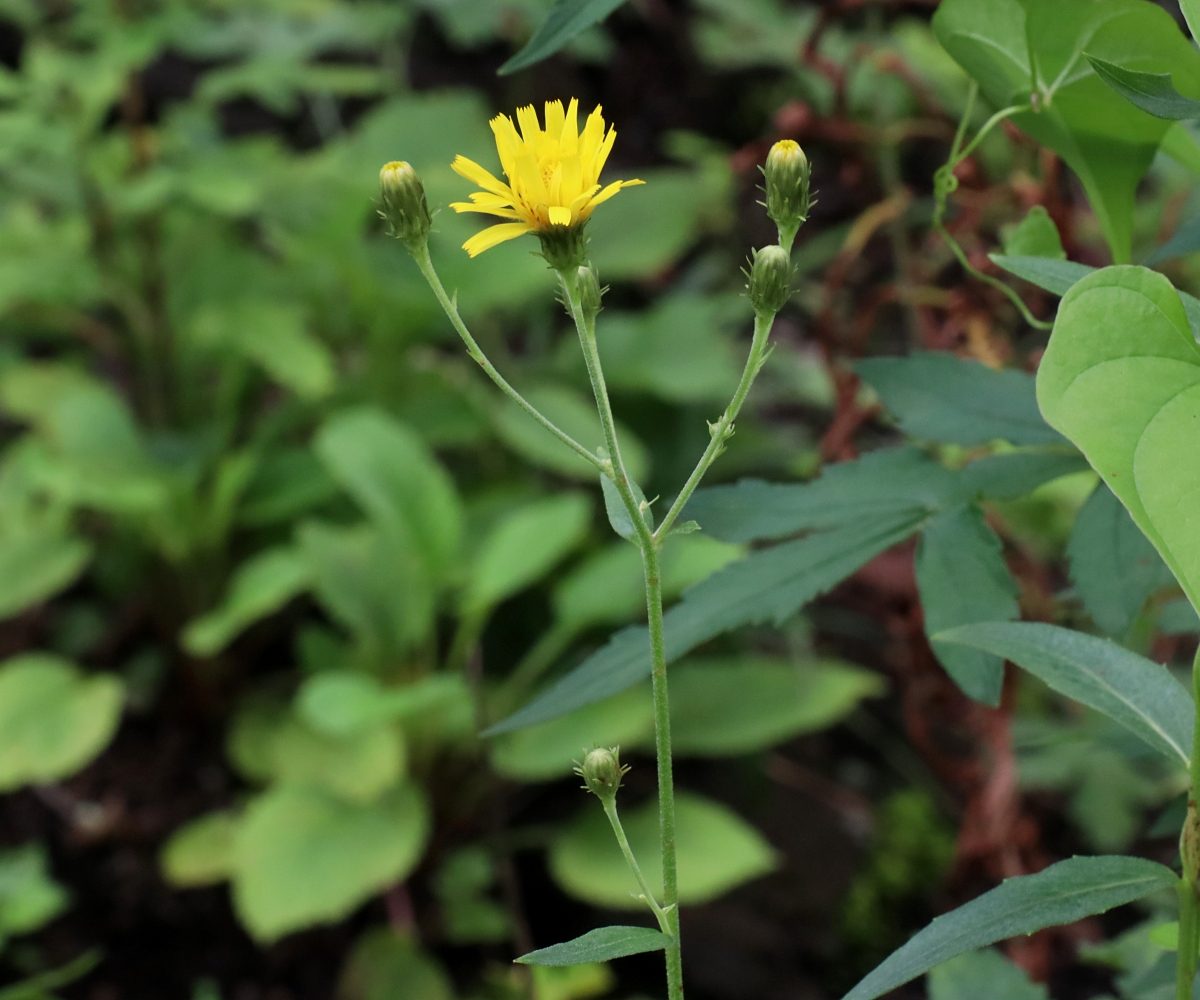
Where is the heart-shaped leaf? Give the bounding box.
[1037,265,1200,613]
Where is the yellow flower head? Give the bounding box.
[450,98,644,259]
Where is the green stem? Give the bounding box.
[410,243,606,474]
[1178,648,1200,999]
[560,269,683,999]
[654,309,775,541]
[559,269,654,551]
[642,542,684,1000]
[601,797,673,937]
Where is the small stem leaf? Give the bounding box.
[515,925,667,967]
[935,621,1194,768]
[601,473,652,542]
[843,856,1178,1000]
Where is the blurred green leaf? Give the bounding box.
[549,792,776,909]
[183,547,311,657]
[928,949,1049,1000]
[0,845,68,944]
[0,654,123,792]
[668,657,884,756]
[160,811,240,889]
[233,783,428,942]
[1000,206,1065,259]
[0,526,91,621]
[499,0,627,74]
[916,505,1019,705]
[463,492,592,614]
[336,930,455,1000]
[844,856,1177,1000]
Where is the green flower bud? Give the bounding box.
[748,244,793,315]
[575,265,604,321]
[574,746,629,802]
[764,139,810,239]
[379,160,432,249]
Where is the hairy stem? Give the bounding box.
[601,797,673,937]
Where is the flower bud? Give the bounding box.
[575,265,604,320]
[764,139,810,239]
[574,746,629,802]
[378,160,432,249]
[748,244,793,315]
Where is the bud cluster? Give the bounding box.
[378,160,432,250]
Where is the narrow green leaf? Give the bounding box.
[685,447,956,543]
[843,855,1178,1000]
[916,506,1019,705]
[516,926,667,967]
[600,474,651,542]
[486,510,925,734]
[1185,0,1200,46]
[935,621,1193,767]
[1038,266,1200,613]
[856,353,1060,447]
[499,0,628,75]
[1088,55,1200,120]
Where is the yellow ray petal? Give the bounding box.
[548,206,572,226]
[451,155,511,197]
[593,127,617,181]
[561,98,580,153]
[489,114,522,178]
[462,222,533,257]
[544,99,565,142]
[588,177,644,210]
[450,201,524,219]
[516,104,542,143]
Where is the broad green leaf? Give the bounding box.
[0,527,91,620]
[1000,206,1065,259]
[936,621,1193,767]
[933,0,1200,261]
[1037,266,1200,613]
[182,546,310,656]
[499,0,627,74]
[0,654,123,792]
[227,699,405,802]
[490,686,652,781]
[1088,55,1200,119]
[856,353,1059,447]
[233,783,428,942]
[487,510,926,734]
[1148,214,1200,265]
[464,493,592,614]
[296,673,472,742]
[314,408,462,580]
[668,657,884,756]
[337,930,455,1000]
[928,949,1049,1000]
[0,844,68,940]
[494,383,649,483]
[549,792,776,909]
[685,447,957,543]
[160,811,240,888]
[1068,485,1173,636]
[516,926,667,967]
[843,855,1178,1000]
[916,505,1019,704]
[1161,598,1200,635]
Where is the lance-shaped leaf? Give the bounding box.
[516,926,667,967]
[1037,266,1200,615]
[843,855,1178,1000]
[1088,55,1200,120]
[936,621,1193,768]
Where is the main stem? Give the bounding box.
[561,270,682,1000]
[1179,648,1200,1000]
[642,540,684,1000]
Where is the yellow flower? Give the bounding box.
[450,98,644,259]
